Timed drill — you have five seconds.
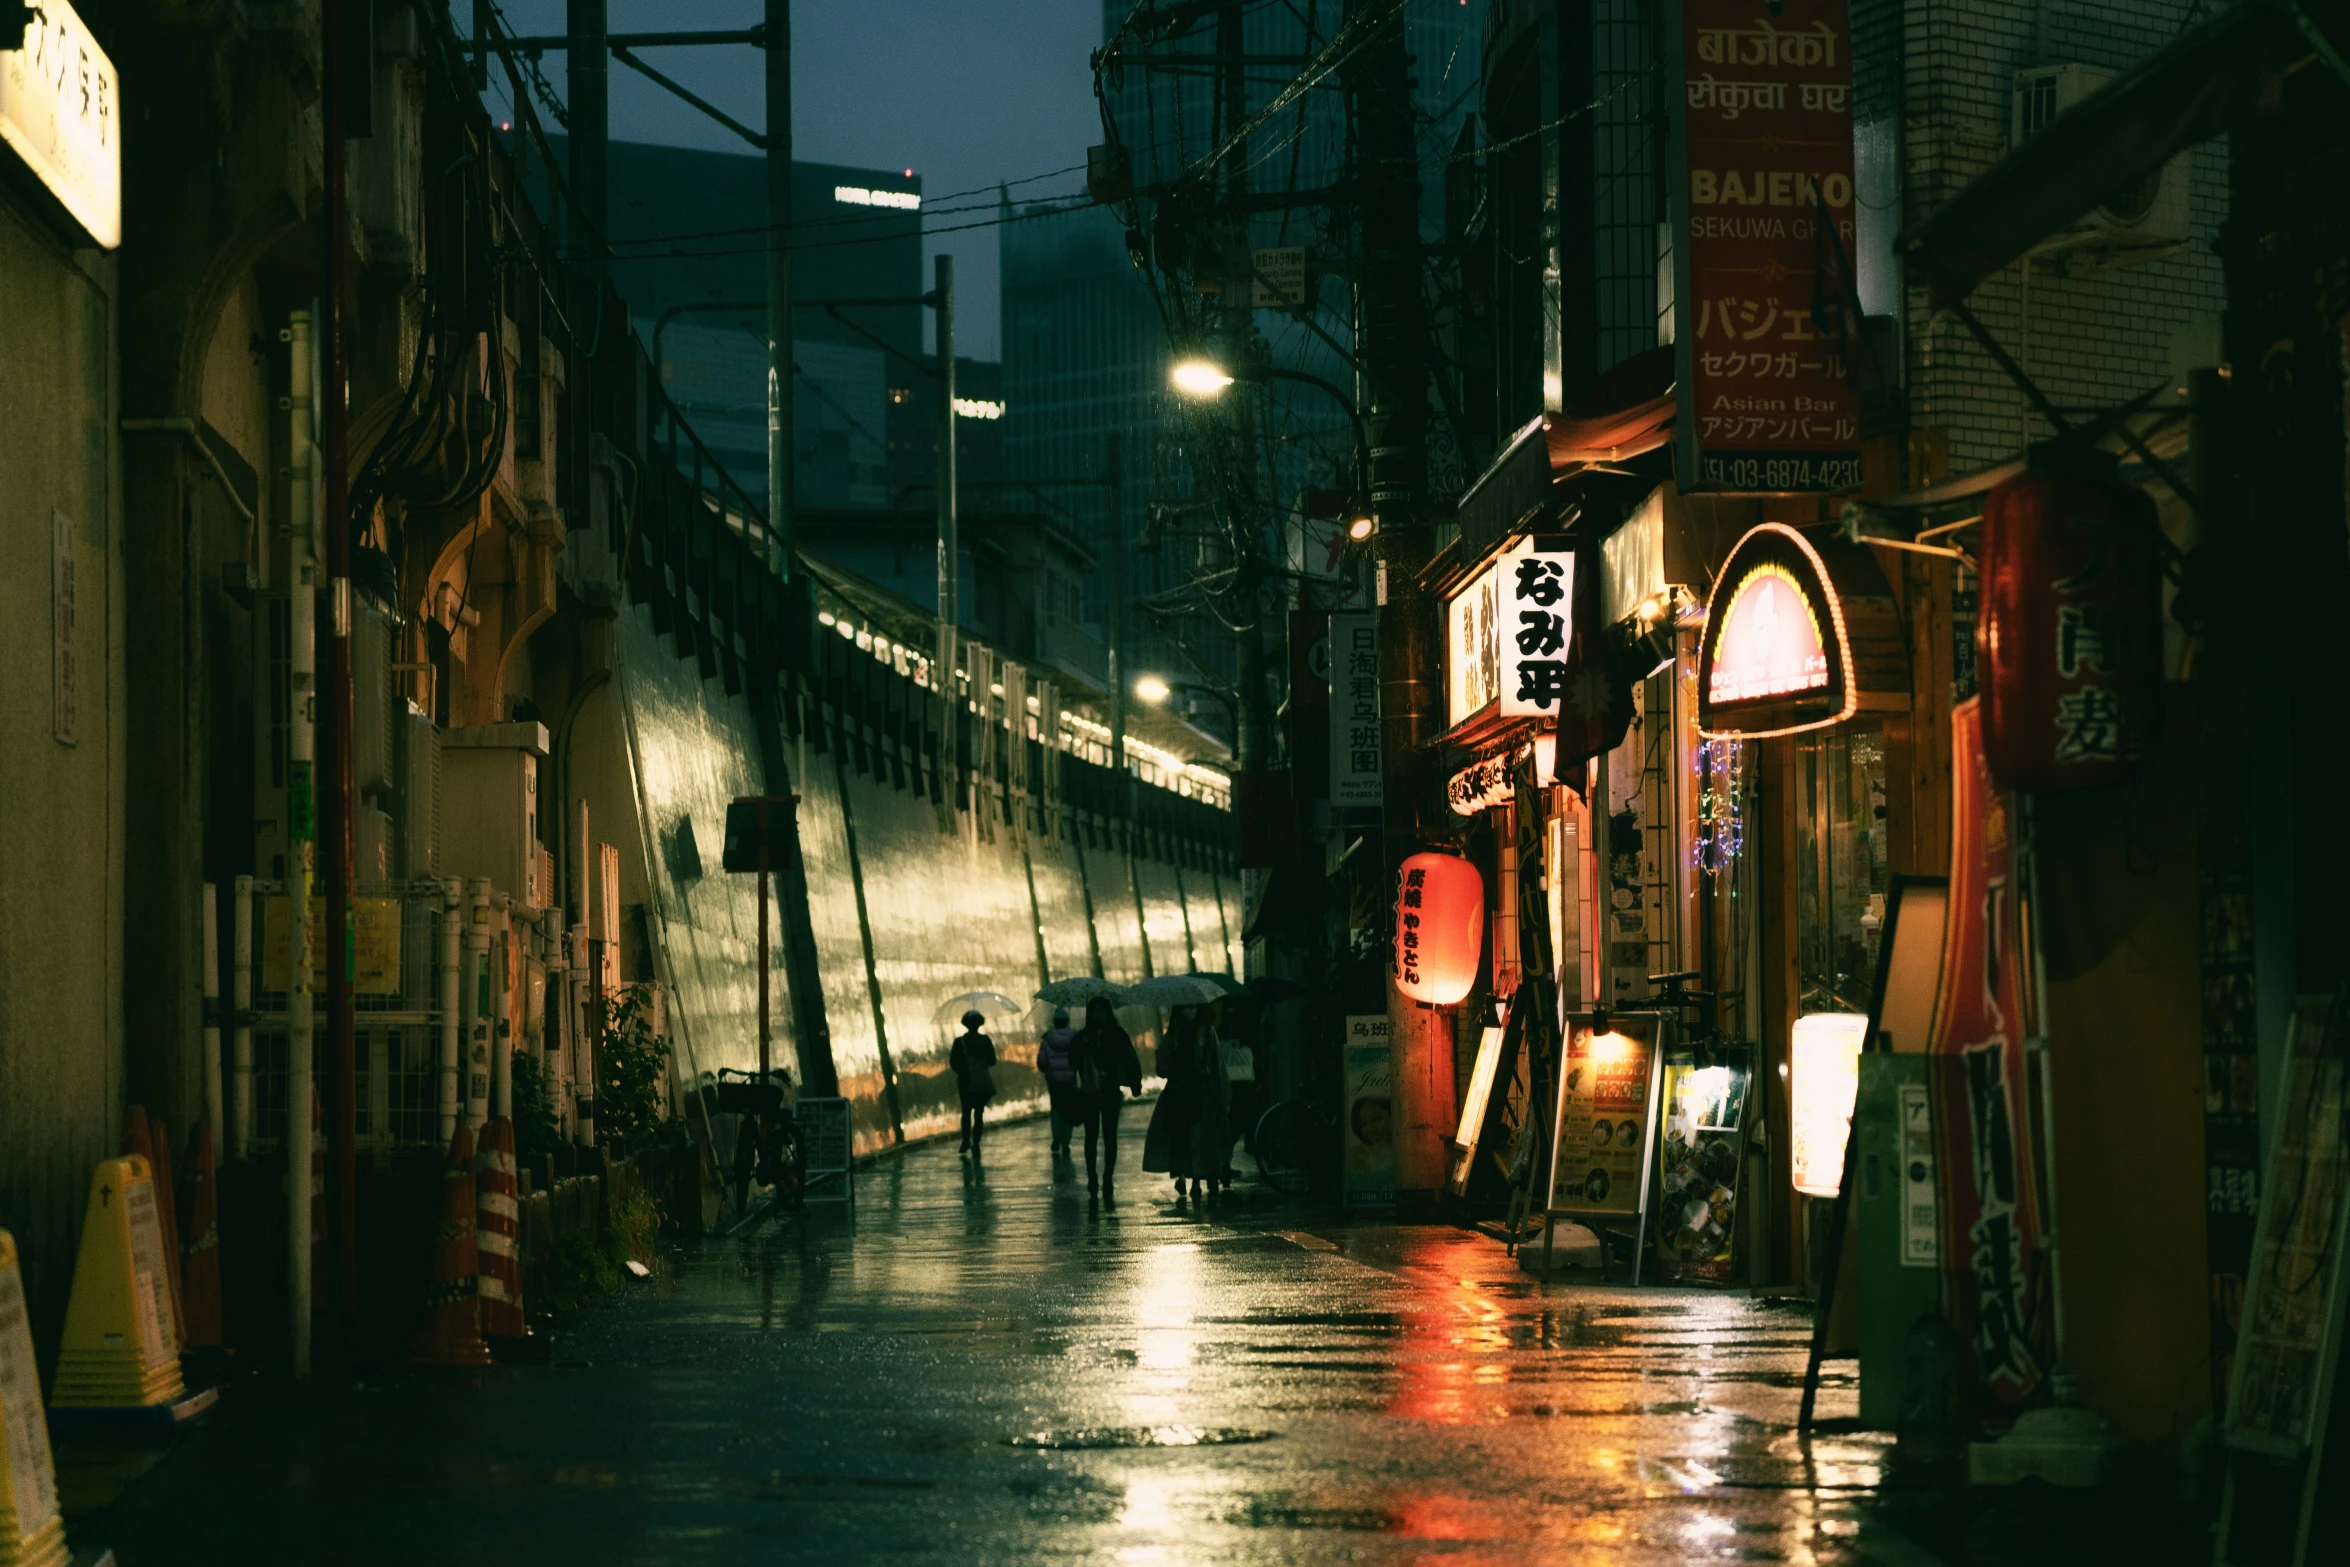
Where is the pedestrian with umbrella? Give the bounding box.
[1072,997,1143,1200]
[949,1009,998,1157]
[1038,1007,1080,1158]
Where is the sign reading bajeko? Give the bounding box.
[1666,0,1859,493]
[0,0,121,249]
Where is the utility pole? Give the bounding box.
[1105,432,1128,777]
[1345,0,1446,1208]
[935,253,958,688]
[1218,0,1271,775]
[322,0,358,1352]
[567,0,608,280]
[765,0,793,551]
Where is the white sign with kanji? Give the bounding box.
[1328,612,1382,808]
[1498,538,1577,719]
[0,0,121,249]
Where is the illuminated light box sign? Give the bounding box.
[0,0,121,249]
[1442,537,1576,733]
[1789,1012,1867,1198]
[1695,522,1907,738]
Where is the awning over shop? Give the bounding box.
[1904,1,2349,309]
[1453,347,1676,567]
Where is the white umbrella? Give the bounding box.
[935,991,1026,1026]
[1124,974,1227,1008]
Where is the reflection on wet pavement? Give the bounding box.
[79,1119,2203,1564]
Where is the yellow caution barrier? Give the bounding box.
[49,1158,185,1413]
[0,1232,69,1567]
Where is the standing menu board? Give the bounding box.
[1547,1013,1669,1280]
[1343,1015,1396,1207]
[1654,1052,1752,1282]
[796,1096,854,1203]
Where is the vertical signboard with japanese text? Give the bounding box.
[1498,540,1576,720]
[1929,699,2048,1410]
[1329,612,1383,807]
[1667,0,1860,493]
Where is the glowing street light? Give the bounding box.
[1169,359,1236,398]
[1347,515,1375,541]
[1134,674,1173,704]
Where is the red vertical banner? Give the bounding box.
[1930,698,2049,1410]
[1667,0,1862,493]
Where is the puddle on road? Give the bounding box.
[1007,1425,1278,1450]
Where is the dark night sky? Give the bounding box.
[486,1,1105,359]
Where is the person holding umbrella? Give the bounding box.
[950,1009,998,1157]
[1072,997,1142,1199]
[1038,1008,1079,1158]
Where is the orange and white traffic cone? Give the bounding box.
[119,1106,187,1342]
[412,1127,492,1367]
[179,1122,225,1360]
[474,1119,524,1338]
[147,1117,188,1339]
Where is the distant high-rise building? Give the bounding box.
[1007,3,1486,742]
[532,139,931,512]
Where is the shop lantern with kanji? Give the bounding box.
[1394,852,1484,1006]
[1977,465,2163,792]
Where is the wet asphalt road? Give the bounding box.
[76,1115,2204,1564]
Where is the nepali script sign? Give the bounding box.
[1666,0,1860,493]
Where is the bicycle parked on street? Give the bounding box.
[697,1067,805,1218]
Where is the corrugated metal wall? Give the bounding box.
[611,602,1240,1155]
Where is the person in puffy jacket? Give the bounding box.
[1038,1008,1079,1156]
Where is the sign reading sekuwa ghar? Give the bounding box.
[1666,0,1860,493]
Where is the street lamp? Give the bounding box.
[1169,359,1236,397]
[1167,357,1372,529]
[1134,674,1239,726]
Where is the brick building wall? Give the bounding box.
[1873,0,2225,474]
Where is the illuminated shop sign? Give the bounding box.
[1708,562,1829,703]
[1789,1012,1867,1198]
[1443,538,1576,732]
[951,397,1004,420]
[0,0,121,249]
[832,185,919,209]
[1695,522,1907,738]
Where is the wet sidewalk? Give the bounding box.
[78,1117,2202,1564]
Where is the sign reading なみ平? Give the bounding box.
[0,0,121,249]
[1666,0,1860,493]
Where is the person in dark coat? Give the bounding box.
[1144,1006,1212,1198]
[949,1010,997,1156]
[1072,998,1143,1199]
[1038,1008,1079,1156]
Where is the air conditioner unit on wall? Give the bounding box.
[2012,65,2192,248]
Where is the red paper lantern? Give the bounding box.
[1395,852,1484,1006]
[1978,469,2162,791]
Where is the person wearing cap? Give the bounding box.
[1038,1008,1080,1157]
[949,1010,998,1157]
